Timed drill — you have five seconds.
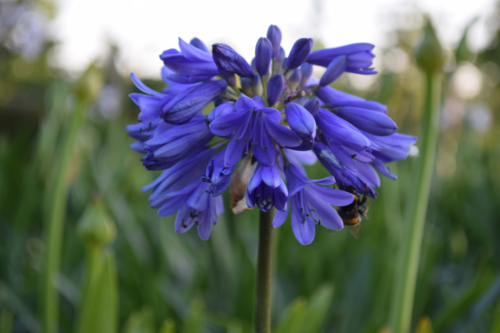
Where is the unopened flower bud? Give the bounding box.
[287,38,313,69]
[299,63,313,88]
[78,199,115,248]
[320,56,347,86]
[255,37,273,76]
[267,74,284,106]
[288,68,302,91]
[304,97,320,116]
[212,43,254,77]
[267,25,282,58]
[273,47,286,74]
[296,96,309,105]
[285,102,316,150]
[415,20,444,73]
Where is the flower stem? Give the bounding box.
[42,101,86,332]
[390,72,442,332]
[254,209,275,333]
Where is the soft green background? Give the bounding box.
[1,1,499,332]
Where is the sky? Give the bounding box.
[50,0,497,78]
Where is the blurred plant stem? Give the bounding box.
[40,64,102,333]
[255,209,275,333]
[390,72,442,332]
[41,101,86,333]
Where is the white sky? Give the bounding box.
[50,0,497,78]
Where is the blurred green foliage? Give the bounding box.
[0,1,499,332]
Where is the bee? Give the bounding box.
[337,185,370,238]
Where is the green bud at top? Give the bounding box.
[78,198,116,248]
[415,19,444,73]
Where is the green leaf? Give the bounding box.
[122,308,155,333]
[275,284,334,333]
[183,298,204,333]
[299,284,334,332]
[158,319,175,333]
[274,297,307,333]
[433,273,493,331]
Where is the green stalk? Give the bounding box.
[261,76,268,107]
[390,72,442,332]
[254,209,275,333]
[41,102,86,333]
[41,64,102,333]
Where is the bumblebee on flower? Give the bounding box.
[126,24,417,245]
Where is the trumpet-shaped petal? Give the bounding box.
[161,38,219,83]
[307,43,376,74]
[336,107,398,136]
[162,80,227,124]
[247,163,288,212]
[272,163,354,245]
[285,102,316,150]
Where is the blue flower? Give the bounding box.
[246,162,288,212]
[142,149,216,209]
[205,147,236,196]
[157,176,224,240]
[316,85,387,113]
[285,102,316,151]
[126,24,416,242]
[209,94,302,166]
[307,43,376,74]
[363,132,418,179]
[272,163,354,245]
[314,108,374,171]
[313,142,379,198]
[144,116,213,167]
[161,38,219,83]
[161,80,227,124]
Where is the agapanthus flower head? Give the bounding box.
[126,26,417,244]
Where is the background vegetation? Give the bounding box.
[0,0,499,332]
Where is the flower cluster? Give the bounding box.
[126,25,417,245]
